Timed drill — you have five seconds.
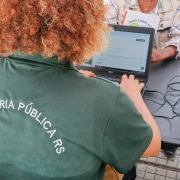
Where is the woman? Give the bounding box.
[0,0,160,179]
[105,0,180,63]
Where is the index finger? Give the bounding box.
[122,74,128,80]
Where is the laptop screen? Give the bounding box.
[83,30,150,74]
[79,25,154,80]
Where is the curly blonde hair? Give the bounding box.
[0,0,110,64]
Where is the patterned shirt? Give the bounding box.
[105,0,180,58]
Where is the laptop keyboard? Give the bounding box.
[97,75,146,95]
[97,75,121,83]
[106,78,121,83]
[97,75,144,84]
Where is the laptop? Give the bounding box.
[79,24,155,95]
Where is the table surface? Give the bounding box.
[144,58,180,146]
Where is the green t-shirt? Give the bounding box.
[0,53,152,180]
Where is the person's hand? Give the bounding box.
[151,46,177,63]
[79,70,96,78]
[151,48,167,63]
[120,74,144,96]
[120,76,161,158]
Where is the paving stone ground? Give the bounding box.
[136,148,180,180]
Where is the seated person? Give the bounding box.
[0,0,161,179]
[105,0,180,63]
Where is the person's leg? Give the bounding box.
[161,142,178,158]
[122,165,136,180]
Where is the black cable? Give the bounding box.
[144,75,180,119]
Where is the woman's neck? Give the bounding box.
[138,0,158,13]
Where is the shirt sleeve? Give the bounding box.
[105,0,118,24]
[163,5,180,59]
[103,87,153,174]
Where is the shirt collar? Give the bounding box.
[157,0,173,12]
[125,0,139,8]
[9,52,77,70]
[125,0,174,12]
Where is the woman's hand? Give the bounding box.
[151,47,177,63]
[79,70,96,78]
[151,49,166,63]
[120,74,144,97]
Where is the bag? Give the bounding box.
[104,165,124,180]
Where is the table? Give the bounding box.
[143,58,180,150]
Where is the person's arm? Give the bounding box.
[151,46,177,63]
[152,6,180,63]
[120,74,161,157]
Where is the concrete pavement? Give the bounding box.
[136,148,180,180]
